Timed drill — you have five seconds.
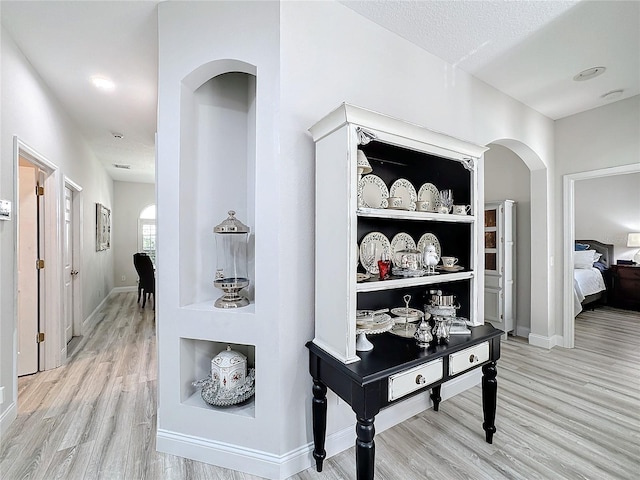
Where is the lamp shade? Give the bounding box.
[627,233,640,248]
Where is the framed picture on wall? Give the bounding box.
[96,203,111,251]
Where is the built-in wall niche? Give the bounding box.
[180,338,256,418]
[179,69,257,308]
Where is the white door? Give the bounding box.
[63,186,74,343]
[17,163,39,376]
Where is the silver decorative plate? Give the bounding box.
[193,368,256,407]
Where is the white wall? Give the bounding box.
[574,173,640,261]
[156,0,282,469]
[554,95,640,335]
[484,144,532,336]
[153,0,575,477]
[0,26,114,429]
[279,1,557,458]
[113,181,155,288]
[281,0,556,350]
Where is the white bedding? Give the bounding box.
[573,267,607,317]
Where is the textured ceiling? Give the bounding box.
[1,1,158,183]
[1,1,638,183]
[341,0,639,120]
[341,0,580,72]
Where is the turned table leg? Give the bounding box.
[430,385,442,412]
[482,361,497,444]
[312,380,328,471]
[355,416,375,480]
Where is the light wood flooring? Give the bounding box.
[1,294,638,479]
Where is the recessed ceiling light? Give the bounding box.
[573,67,606,81]
[601,89,624,100]
[91,76,115,91]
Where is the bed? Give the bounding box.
[573,239,614,317]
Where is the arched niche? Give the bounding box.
[179,60,257,307]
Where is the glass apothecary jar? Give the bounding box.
[213,210,250,308]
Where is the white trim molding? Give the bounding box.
[0,401,17,436]
[563,163,640,348]
[529,333,563,349]
[13,137,64,373]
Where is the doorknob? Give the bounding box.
[71,270,79,276]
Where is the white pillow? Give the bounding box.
[574,250,597,269]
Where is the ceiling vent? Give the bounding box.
[113,163,131,170]
[601,89,624,100]
[573,66,606,81]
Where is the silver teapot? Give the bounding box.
[414,315,433,347]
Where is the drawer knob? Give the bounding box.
[416,374,427,385]
[469,354,477,363]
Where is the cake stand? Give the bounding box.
[355,313,393,351]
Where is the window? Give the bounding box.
[138,205,156,264]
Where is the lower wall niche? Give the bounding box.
[180,338,256,418]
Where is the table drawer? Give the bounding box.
[388,358,443,401]
[449,342,489,375]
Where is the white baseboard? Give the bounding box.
[515,326,531,339]
[82,291,113,333]
[551,335,563,348]
[0,401,17,436]
[82,287,138,334]
[157,429,314,480]
[156,370,481,479]
[111,286,137,293]
[528,333,563,349]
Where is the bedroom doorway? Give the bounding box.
[562,163,640,348]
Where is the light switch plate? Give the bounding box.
[0,199,11,220]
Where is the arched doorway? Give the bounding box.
[485,139,553,347]
[484,144,531,337]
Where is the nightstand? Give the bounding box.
[610,265,640,311]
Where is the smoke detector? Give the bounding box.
[112,132,124,139]
[113,164,131,170]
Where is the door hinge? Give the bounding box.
[36,259,45,269]
[36,332,45,343]
[500,314,503,320]
[36,185,45,196]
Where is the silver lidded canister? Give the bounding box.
[213,210,250,308]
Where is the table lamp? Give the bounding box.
[627,232,640,264]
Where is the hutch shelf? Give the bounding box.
[309,103,488,364]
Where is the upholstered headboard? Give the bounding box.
[576,239,615,269]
